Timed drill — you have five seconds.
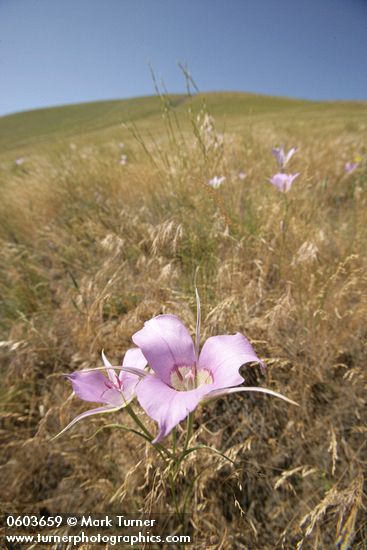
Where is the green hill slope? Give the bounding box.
[1,92,366,156]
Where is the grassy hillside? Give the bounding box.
[0,92,366,549]
[1,92,366,156]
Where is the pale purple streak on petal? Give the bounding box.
[135,374,212,442]
[204,386,299,406]
[53,405,120,439]
[132,314,196,384]
[198,333,263,389]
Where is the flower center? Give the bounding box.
[170,365,213,391]
[104,375,123,391]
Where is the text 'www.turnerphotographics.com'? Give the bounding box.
[3,514,193,547]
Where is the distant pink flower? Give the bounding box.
[59,349,147,435]
[132,294,297,442]
[120,154,128,165]
[15,157,24,166]
[344,162,359,174]
[208,176,226,189]
[269,172,300,192]
[238,171,247,180]
[272,146,298,170]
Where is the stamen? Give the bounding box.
[170,365,213,392]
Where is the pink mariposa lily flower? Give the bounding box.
[132,293,297,443]
[344,162,359,175]
[57,348,147,436]
[269,172,299,192]
[272,146,298,170]
[208,176,226,189]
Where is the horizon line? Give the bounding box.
[2,89,367,118]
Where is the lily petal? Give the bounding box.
[132,314,196,384]
[67,371,121,405]
[119,347,149,398]
[285,147,297,165]
[204,386,299,406]
[102,350,119,385]
[269,173,299,192]
[272,147,285,167]
[198,333,264,390]
[135,374,212,442]
[122,347,147,371]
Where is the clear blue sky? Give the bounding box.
[1,0,366,115]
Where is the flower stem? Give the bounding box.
[172,427,177,459]
[183,412,194,454]
[168,471,181,520]
[126,403,152,438]
[126,404,172,458]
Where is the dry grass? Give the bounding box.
[0,94,366,549]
